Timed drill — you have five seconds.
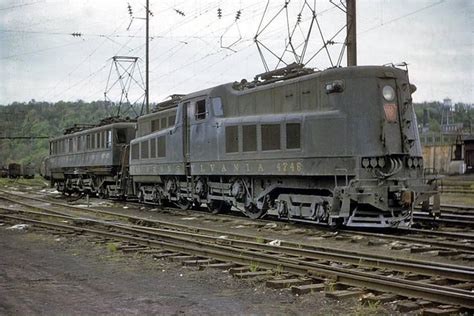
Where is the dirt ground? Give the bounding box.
[0,226,387,316]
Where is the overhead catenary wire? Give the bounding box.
[0,0,453,104]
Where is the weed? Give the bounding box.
[255,236,265,244]
[249,261,259,272]
[274,264,284,276]
[325,281,335,292]
[106,242,119,252]
[354,299,382,316]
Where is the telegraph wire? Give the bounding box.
[40,20,129,101]
[359,0,446,35]
[0,1,44,11]
[0,40,85,60]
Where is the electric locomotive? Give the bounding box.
[48,117,136,197]
[129,63,439,228]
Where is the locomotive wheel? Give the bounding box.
[243,203,264,219]
[192,200,202,210]
[207,200,231,214]
[176,198,191,210]
[137,190,144,203]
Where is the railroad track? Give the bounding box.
[413,204,474,228]
[0,189,474,310]
[1,188,474,257]
[7,186,474,228]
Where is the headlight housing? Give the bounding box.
[382,85,395,101]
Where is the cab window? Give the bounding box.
[211,97,224,117]
[194,99,206,120]
[116,129,127,144]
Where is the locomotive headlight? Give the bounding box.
[407,158,413,168]
[413,157,419,167]
[382,85,395,101]
[418,158,423,168]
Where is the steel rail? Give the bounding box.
[1,212,473,309]
[2,205,473,282]
[1,190,474,253]
[2,192,474,260]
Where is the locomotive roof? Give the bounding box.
[51,121,136,141]
[137,106,177,121]
[180,65,408,100]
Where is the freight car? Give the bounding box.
[39,157,51,180]
[128,64,439,228]
[0,166,8,178]
[22,162,35,179]
[48,118,136,196]
[8,163,21,179]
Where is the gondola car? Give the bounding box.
[129,64,439,228]
[48,118,136,197]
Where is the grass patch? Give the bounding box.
[106,242,120,252]
[0,177,49,188]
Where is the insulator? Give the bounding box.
[174,9,185,16]
[297,13,302,23]
[235,10,241,21]
[217,8,222,18]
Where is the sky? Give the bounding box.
[0,0,472,105]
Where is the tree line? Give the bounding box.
[0,99,472,169]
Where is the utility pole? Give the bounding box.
[346,0,357,66]
[145,0,150,114]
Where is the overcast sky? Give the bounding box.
[0,0,472,105]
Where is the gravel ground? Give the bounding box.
[0,226,390,316]
[1,178,472,315]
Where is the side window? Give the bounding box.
[91,133,96,149]
[97,132,102,149]
[157,136,166,158]
[68,138,73,153]
[131,143,139,160]
[211,97,224,117]
[286,123,301,149]
[141,140,149,159]
[195,99,206,120]
[168,115,176,127]
[101,131,105,148]
[151,119,160,132]
[106,130,112,148]
[261,124,281,151]
[225,126,239,153]
[242,125,257,152]
[150,138,157,158]
[160,117,168,130]
[86,134,91,150]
